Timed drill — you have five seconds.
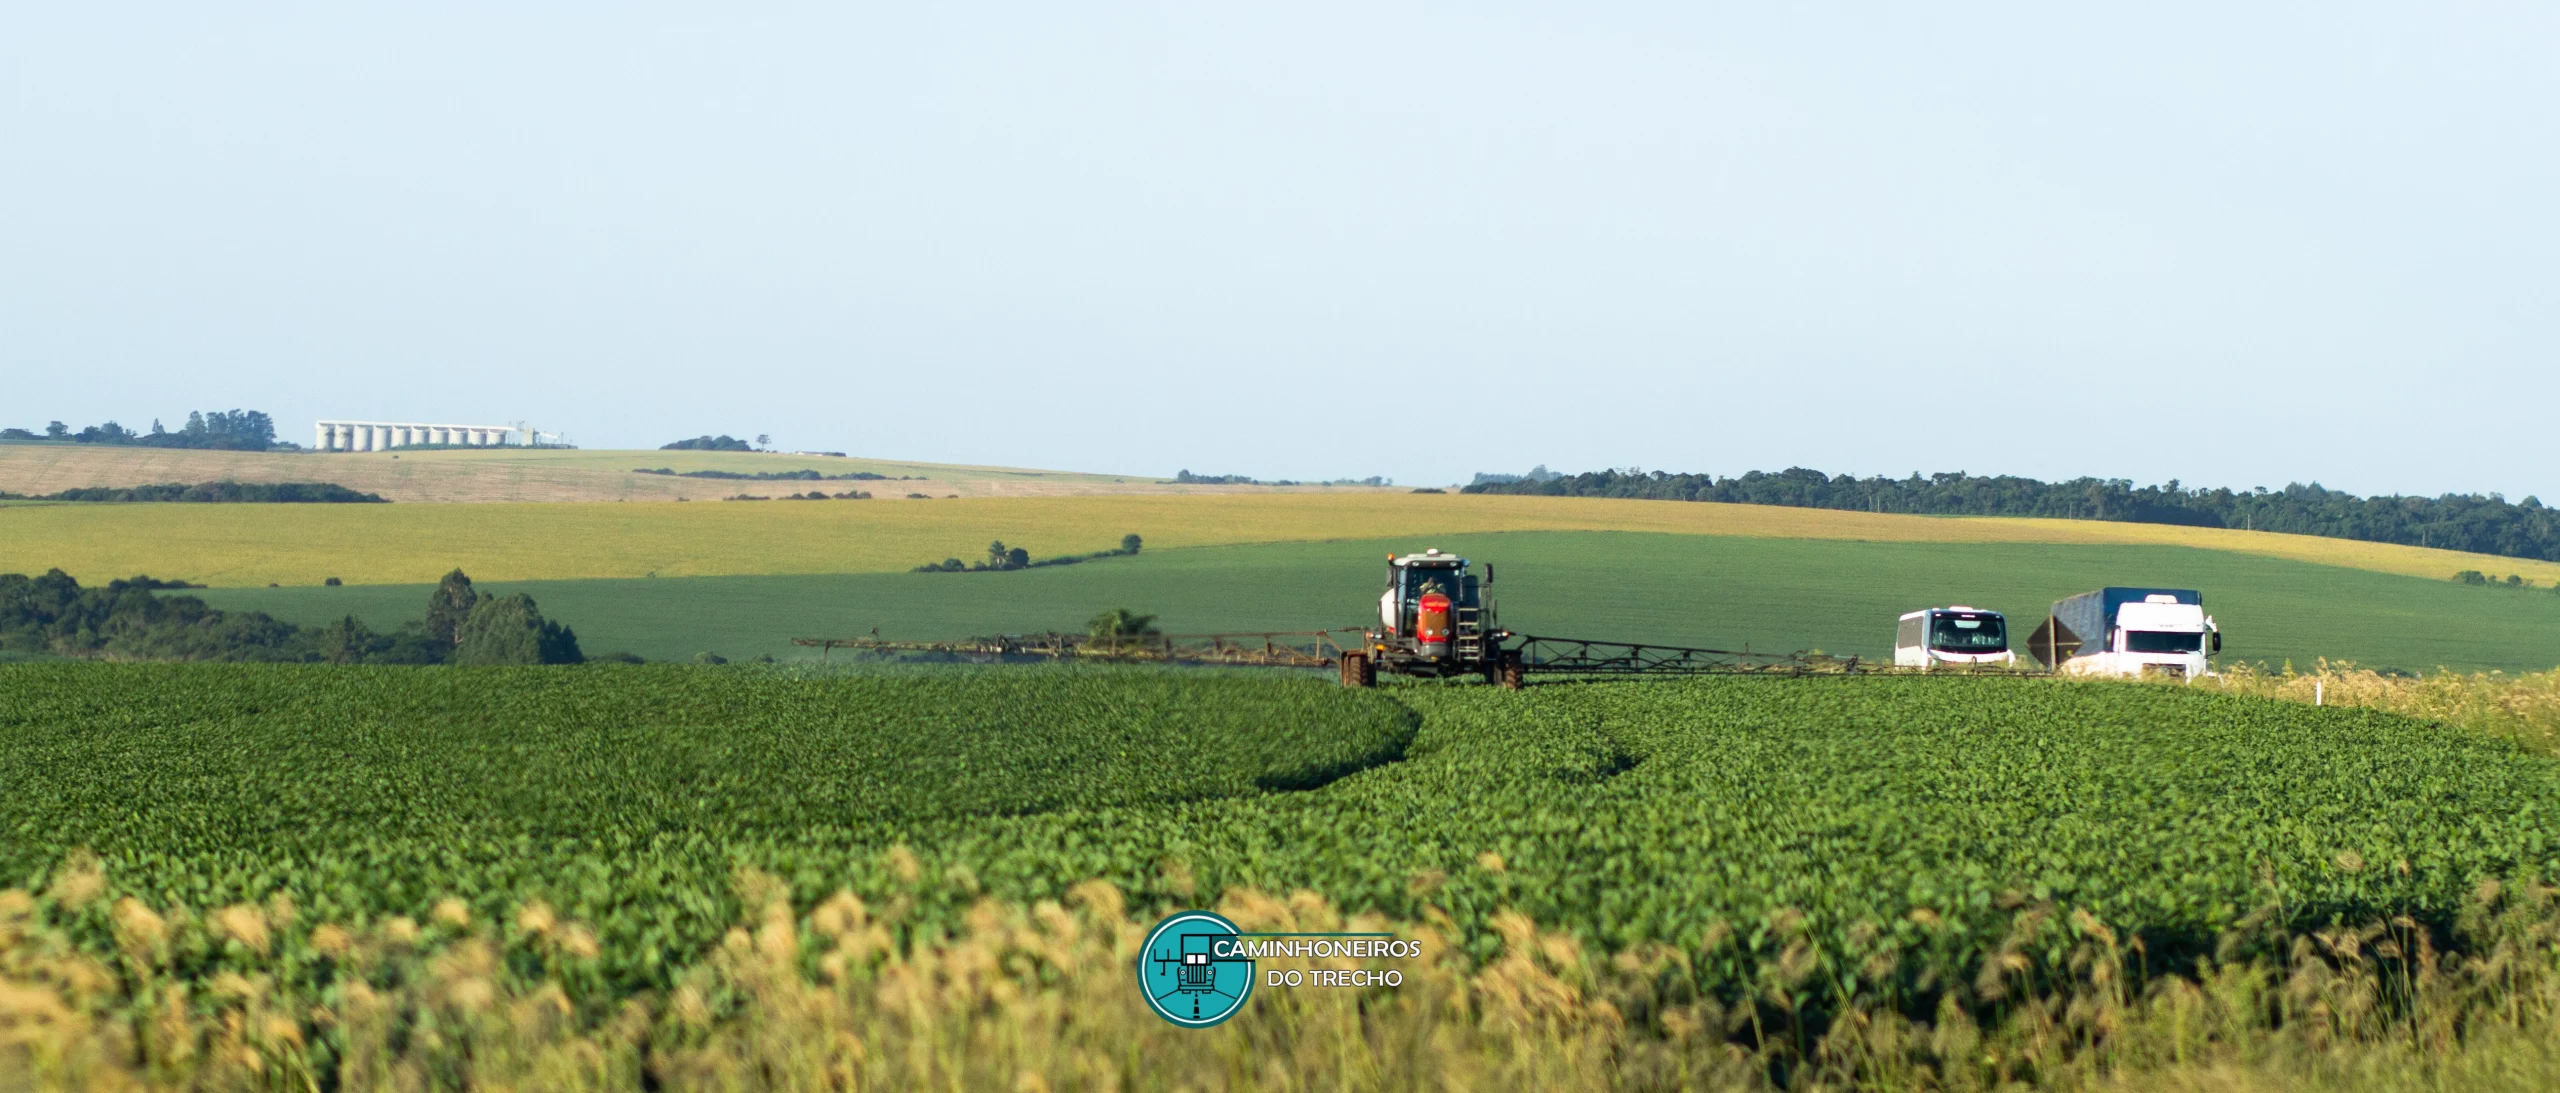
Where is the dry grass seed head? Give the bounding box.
[811,890,869,938]
[1765,906,1807,939]
[0,981,75,1024]
[1157,855,1197,899]
[1284,889,1339,930]
[514,901,557,938]
[884,845,924,886]
[755,899,799,965]
[112,897,169,956]
[1492,910,1541,956]
[1220,888,1294,933]
[260,1014,304,1049]
[213,904,272,956]
[308,923,353,958]
[209,971,259,1003]
[1065,879,1123,925]
[1031,900,1080,956]
[382,916,420,947]
[47,853,107,909]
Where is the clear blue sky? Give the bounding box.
[5,4,2553,496]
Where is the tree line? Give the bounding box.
[635,467,909,481]
[1,410,280,451]
[660,435,760,451]
[915,535,1143,573]
[0,482,385,503]
[0,569,587,664]
[1461,467,2560,563]
[1167,470,1394,487]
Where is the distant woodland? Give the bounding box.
[661,435,755,451]
[1464,467,2560,564]
[635,468,910,482]
[0,569,585,664]
[0,482,386,503]
[0,410,281,451]
[1168,470,1393,487]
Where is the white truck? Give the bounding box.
[2031,587,2223,680]
[1893,607,2016,668]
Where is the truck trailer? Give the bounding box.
[2030,588,2222,680]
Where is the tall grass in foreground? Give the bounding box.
[2203,662,2560,754]
[7,862,2560,1092]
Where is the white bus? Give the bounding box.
[1894,607,2015,669]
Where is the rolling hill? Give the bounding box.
[0,442,1278,503]
[196,531,2560,673]
[10,491,2560,588]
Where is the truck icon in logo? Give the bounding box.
[1138,911,1253,1027]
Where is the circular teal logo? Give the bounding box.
[1137,910,1253,1027]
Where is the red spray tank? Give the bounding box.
[1417,592,1452,657]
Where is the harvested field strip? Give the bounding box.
[10,492,2560,587]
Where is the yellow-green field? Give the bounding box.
[0,443,1201,503]
[6,491,2556,588]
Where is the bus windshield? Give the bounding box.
[2125,630,2204,654]
[1929,615,2006,651]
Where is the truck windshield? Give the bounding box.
[2125,631,2204,654]
[1929,615,2006,651]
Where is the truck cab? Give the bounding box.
[1893,607,2015,668]
[2037,588,2223,680]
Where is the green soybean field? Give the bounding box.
[8,663,2560,1089]
[8,664,2559,982]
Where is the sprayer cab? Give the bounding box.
[1353,549,1512,683]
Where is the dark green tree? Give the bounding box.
[1086,607,1159,649]
[1120,534,1143,555]
[454,594,583,665]
[424,569,478,651]
[73,421,139,444]
[315,615,375,665]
